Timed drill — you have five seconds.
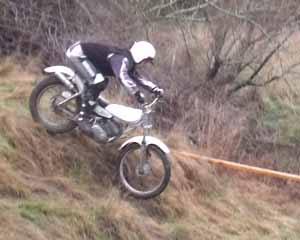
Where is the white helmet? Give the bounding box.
[130,41,156,64]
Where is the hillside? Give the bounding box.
[0,59,300,240]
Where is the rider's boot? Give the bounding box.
[76,95,95,137]
[76,83,94,123]
[76,89,108,142]
[77,102,91,122]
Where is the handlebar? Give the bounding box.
[143,95,161,109]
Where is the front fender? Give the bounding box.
[44,66,75,78]
[119,136,170,154]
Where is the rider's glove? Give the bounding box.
[152,87,164,97]
[134,91,145,104]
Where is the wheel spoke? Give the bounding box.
[36,84,78,127]
[119,145,169,197]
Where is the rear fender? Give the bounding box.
[44,66,75,77]
[119,136,170,154]
[44,66,78,91]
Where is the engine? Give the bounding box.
[91,117,123,143]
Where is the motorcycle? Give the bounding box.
[29,64,171,199]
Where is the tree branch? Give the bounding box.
[228,33,293,96]
[146,0,180,15]
[165,1,215,18]
[205,0,271,40]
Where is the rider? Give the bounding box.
[66,41,164,122]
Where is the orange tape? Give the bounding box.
[175,151,300,182]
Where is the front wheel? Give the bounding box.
[118,143,171,199]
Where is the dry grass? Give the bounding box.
[0,58,300,239]
[0,161,30,198]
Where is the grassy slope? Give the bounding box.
[0,59,300,240]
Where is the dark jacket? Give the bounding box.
[81,42,156,95]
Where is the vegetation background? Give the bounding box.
[1,0,300,239]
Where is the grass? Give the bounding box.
[0,83,15,93]
[258,32,300,147]
[17,199,109,239]
[0,134,13,153]
[0,58,300,239]
[17,201,84,222]
[263,95,300,144]
[19,202,50,224]
[168,222,193,240]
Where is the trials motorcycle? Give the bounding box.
[29,59,171,199]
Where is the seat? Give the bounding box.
[106,104,143,124]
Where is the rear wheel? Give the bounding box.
[29,75,80,133]
[118,144,171,199]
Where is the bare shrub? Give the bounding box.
[129,0,300,160]
[0,0,137,64]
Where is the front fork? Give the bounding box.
[138,143,152,176]
[137,108,152,176]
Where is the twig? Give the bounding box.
[165,1,213,18]
[146,0,180,14]
[73,0,94,24]
[205,0,271,40]
[228,32,293,96]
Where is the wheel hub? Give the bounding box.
[136,162,151,176]
[50,96,63,113]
